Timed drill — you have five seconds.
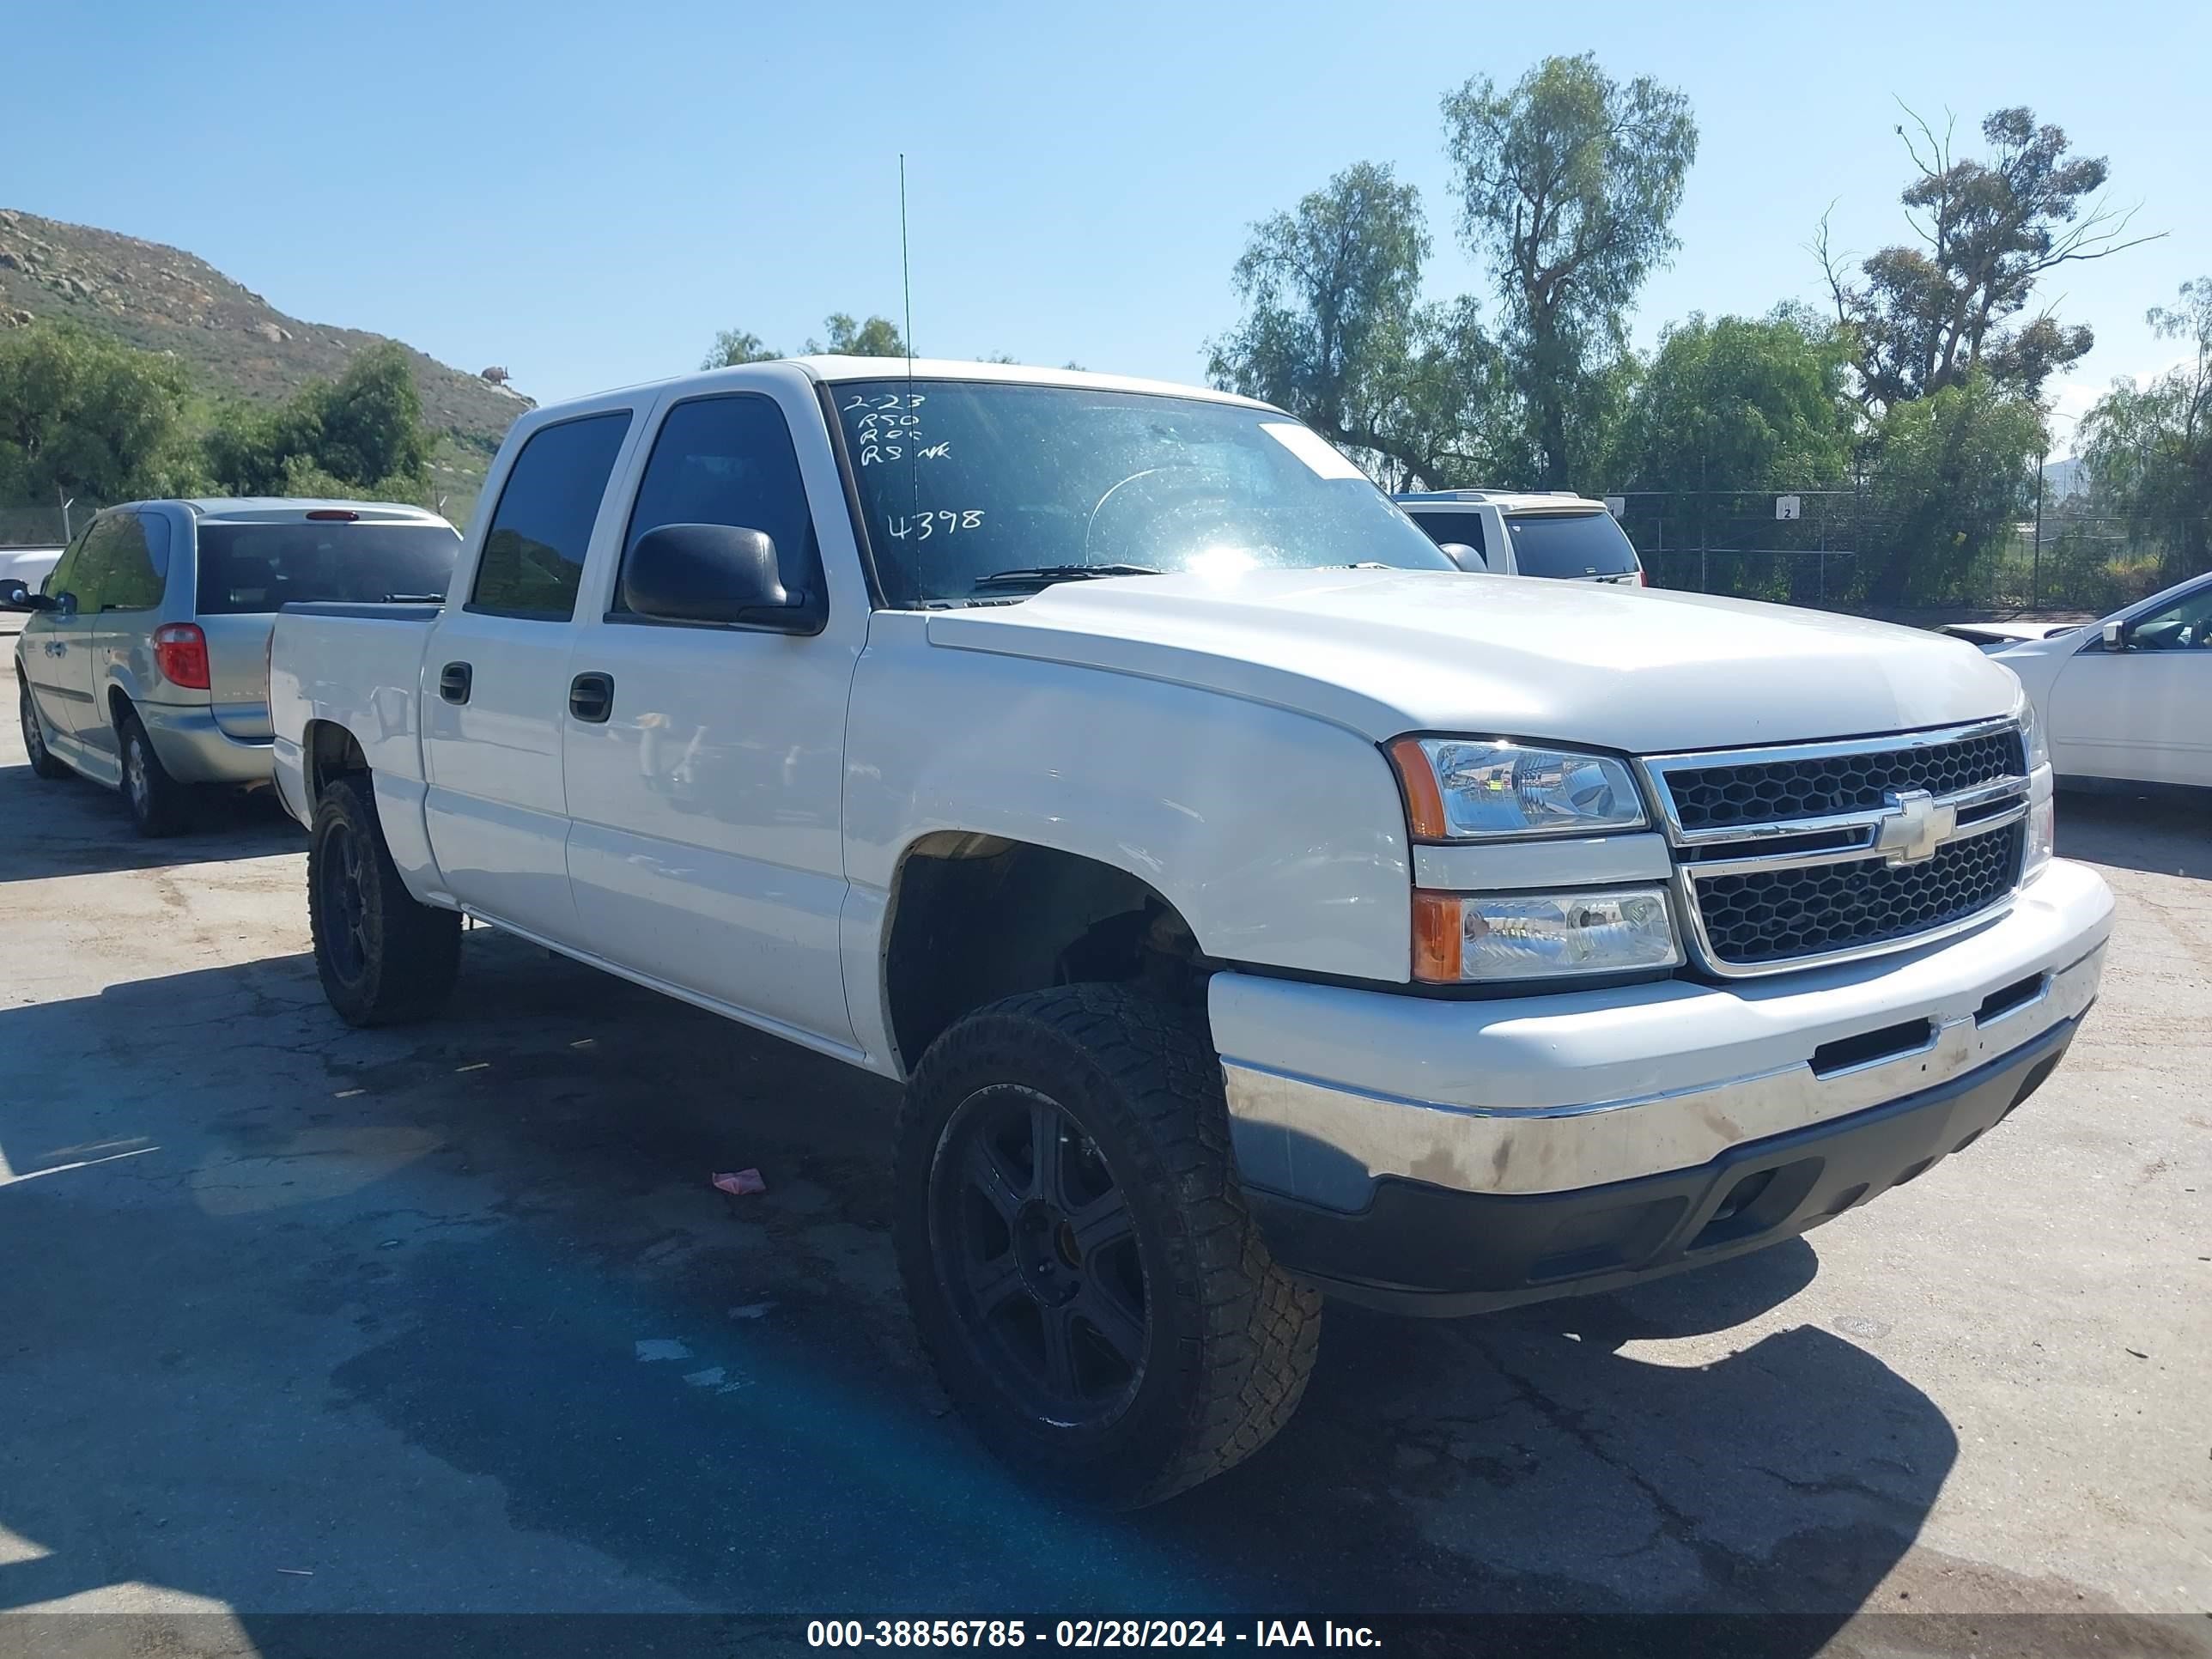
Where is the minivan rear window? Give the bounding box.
[1503,512,1640,579]
[193,522,462,615]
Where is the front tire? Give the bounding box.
[894,984,1322,1509]
[308,775,461,1026]
[20,678,70,780]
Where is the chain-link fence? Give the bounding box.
[0,503,89,547]
[1609,487,2170,621]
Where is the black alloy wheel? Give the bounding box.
[932,1083,1149,1428]
[317,813,373,986]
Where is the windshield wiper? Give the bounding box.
[972,563,1162,590]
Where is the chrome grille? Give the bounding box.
[1665,729,2027,832]
[1643,720,2032,977]
[1693,823,2025,966]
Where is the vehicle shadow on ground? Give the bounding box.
[2057,788,2211,880]
[0,762,299,883]
[0,939,1954,1643]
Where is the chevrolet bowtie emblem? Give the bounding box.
[1875,788,1956,866]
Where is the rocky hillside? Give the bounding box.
[0,208,530,514]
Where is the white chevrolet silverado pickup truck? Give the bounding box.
[270,358,2113,1507]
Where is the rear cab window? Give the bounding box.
[194,520,463,614]
[1503,511,1640,579]
[469,412,635,619]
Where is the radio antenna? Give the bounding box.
[900,153,918,520]
[899,154,915,381]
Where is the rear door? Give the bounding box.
[79,510,173,764]
[49,515,133,742]
[421,406,639,936]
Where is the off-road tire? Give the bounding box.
[894,983,1322,1509]
[118,709,190,837]
[308,775,461,1026]
[19,678,70,780]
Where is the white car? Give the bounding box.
[266,357,2109,1507]
[1991,570,2212,793]
[0,544,64,598]
[1941,619,2085,653]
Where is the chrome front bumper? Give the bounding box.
[1212,858,2112,1207]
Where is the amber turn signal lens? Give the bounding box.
[1411,890,1462,982]
[1389,737,1448,841]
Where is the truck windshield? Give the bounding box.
[1502,511,1640,579]
[194,521,462,614]
[832,380,1454,605]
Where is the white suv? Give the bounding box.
[1396,489,1645,585]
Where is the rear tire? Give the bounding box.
[20,678,70,780]
[118,710,190,837]
[894,983,1322,1509]
[308,775,461,1026]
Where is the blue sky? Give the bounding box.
[10,0,2208,454]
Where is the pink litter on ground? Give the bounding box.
[713,1169,767,1196]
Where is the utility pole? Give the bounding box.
[58,488,75,542]
[2032,450,2045,611]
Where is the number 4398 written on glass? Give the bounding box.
[884,510,984,539]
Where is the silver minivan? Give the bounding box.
[6,499,459,836]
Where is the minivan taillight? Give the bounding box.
[153,623,211,690]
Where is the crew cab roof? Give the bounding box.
[791,356,1275,410]
[544,357,1284,416]
[1395,489,1613,516]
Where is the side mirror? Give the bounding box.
[2,581,58,614]
[620,523,806,627]
[2101,620,2126,650]
[1438,541,1487,573]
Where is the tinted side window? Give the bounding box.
[1407,510,1484,554]
[2125,580,2212,650]
[617,395,817,609]
[69,518,128,611]
[99,514,168,611]
[42,525,92,599]
[469,411,634,619]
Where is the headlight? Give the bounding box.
[2015,686,2050,773]
[1389,738,1647,840]
[1413,888,1682,982]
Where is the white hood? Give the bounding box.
[927,568,2020,754]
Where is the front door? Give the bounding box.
[18,525,94,745]
[2049,579,2212,788]
[421,407,638,936]
[561,387,862,1050]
